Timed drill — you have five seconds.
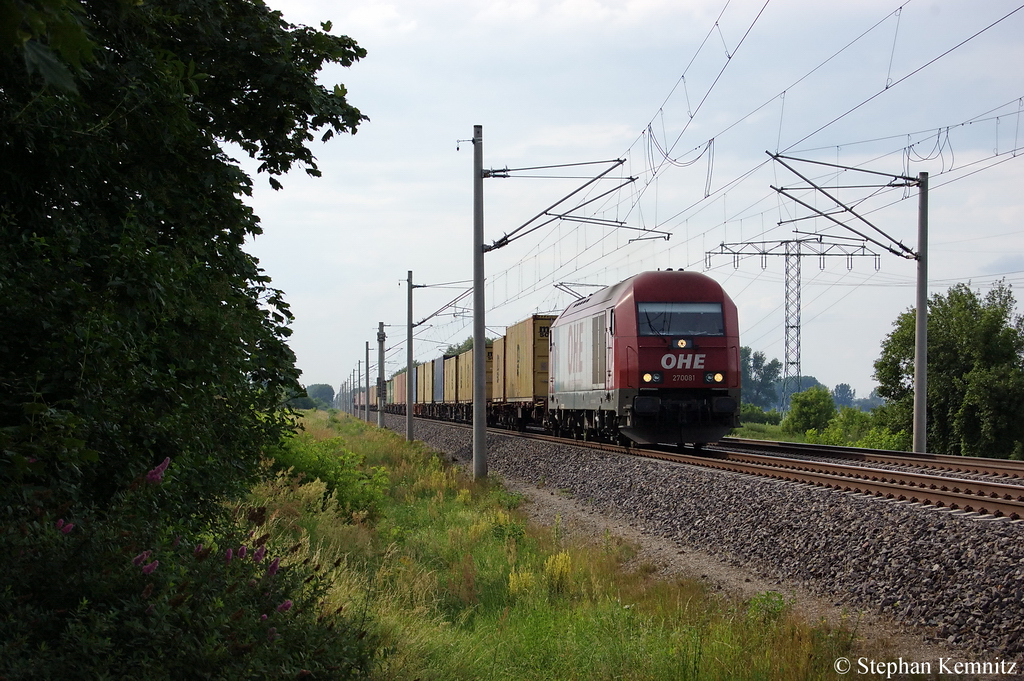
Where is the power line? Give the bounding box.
[782,3,1024,153]
[369,4,1024,380]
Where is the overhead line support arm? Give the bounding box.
[771,185,910,260]
[768,151,918,257]
[488,158,627,251]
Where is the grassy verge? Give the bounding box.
[262,411,858,680]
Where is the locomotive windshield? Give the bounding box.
[637,302,724,336]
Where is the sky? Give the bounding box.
[240,0,1024,400]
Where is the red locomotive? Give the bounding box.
[546,270,740,446]
[382,269,740,448]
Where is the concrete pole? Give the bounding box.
[406,270,414,441]
[356,361,362,419]
[472,124,487,479]
[377,322,386,428]
[912,172,928,453]
[365,342,370,422]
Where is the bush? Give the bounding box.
[268,434,388,518]
[1,1,371,674]
[782,386,836,433]
[0,460,380,680]
[804,407,910,451]
[804,407,871,445]
[740,403,782,425]
[854,426,911,451]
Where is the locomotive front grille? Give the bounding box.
[632,390,738,423]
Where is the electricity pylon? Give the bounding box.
[707,236,879,408]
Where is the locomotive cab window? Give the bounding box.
[637,302,724,336]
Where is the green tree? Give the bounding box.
[288,395,319,410]
[390,361,421,379]
[853,387,885,411]
[740,346,782,410]
[444,336,492,356]
[0,0,97,92]
[804,406,871,445]
[805,406,909,451]
[2,0,366,516]
[831,383,856,408]
[306,383,335,408]
[782,385,836,434]
[874,282,1024,457]
[1,0,374,674]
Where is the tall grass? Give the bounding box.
[258,411,859,680]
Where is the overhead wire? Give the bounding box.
[409,2,1024,371]
[781,3,1024,153]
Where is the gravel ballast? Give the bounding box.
[382,415,1024,662]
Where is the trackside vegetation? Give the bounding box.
[1,0,370,676]
[272,410,859,680]
[738,281,1024,458]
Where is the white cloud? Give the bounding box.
[246,0,1024,389]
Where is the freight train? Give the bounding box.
[373,269,740,447]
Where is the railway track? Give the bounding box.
[485,425,1024,520]
[719,437,1024,482]
[389,415,1024,519]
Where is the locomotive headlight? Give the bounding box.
[642,372,663,384]
[704,371,725,384]
[672,338,695,350]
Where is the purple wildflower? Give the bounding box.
[266,557,280,577]
[252,546,266,563]
[238,546,247,560]
[145,457,171,484]
[141,560,159,575]
[133,550,152,566]
[61,523,74,535]
[225,548,233,564]
[55,519,64,530]
[276,600,293,613]
[194,543,204,556]
[261,614,268,621]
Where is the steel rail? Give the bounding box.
[720,437,1024,480]
[403,417,1024,519]
[501,430,1024,518]
[618,445,1023,520]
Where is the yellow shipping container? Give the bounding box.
[503,315,556,401]
[492,337,506,402]
[390,373,401,405]
[444,355,459,404]
[457,345,493,403]
[416,361,434,404]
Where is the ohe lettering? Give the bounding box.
[660,353,706,370]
